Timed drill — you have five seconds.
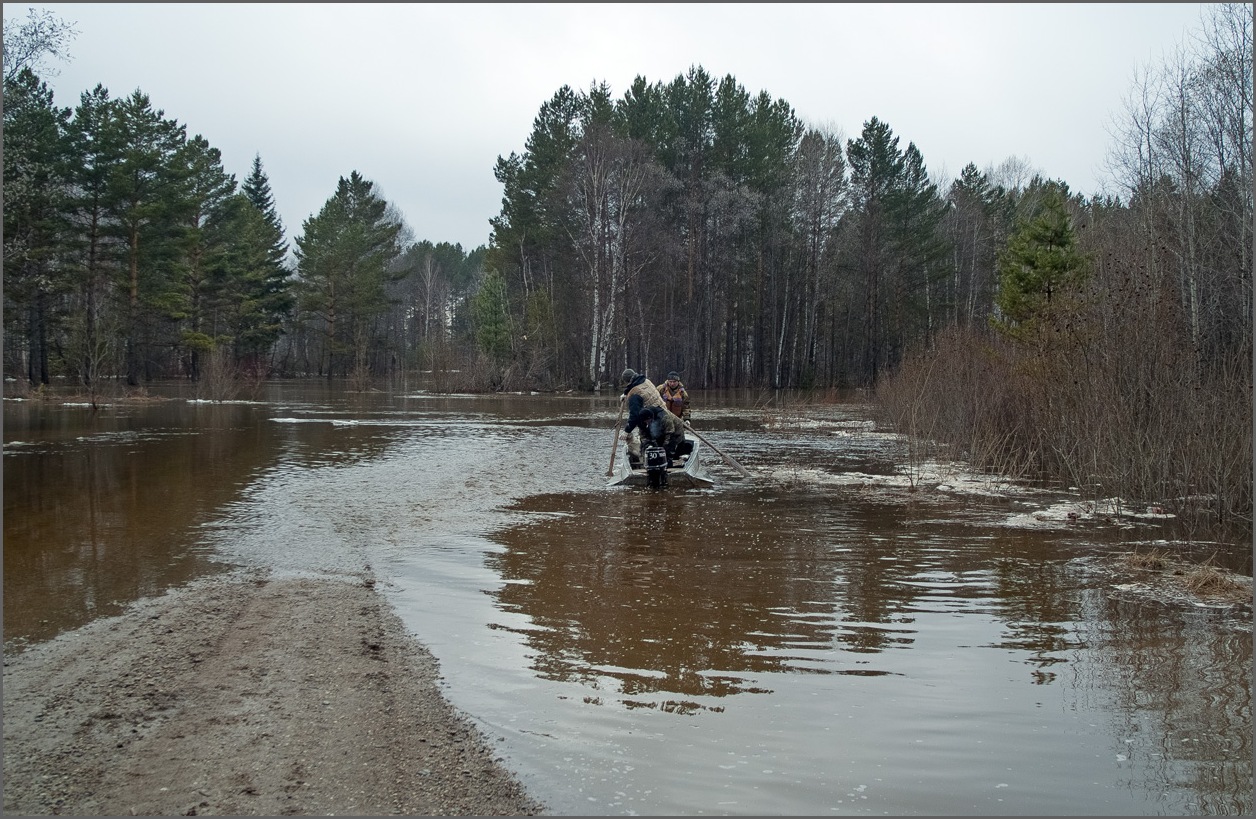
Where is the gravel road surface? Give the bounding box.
[3,569,546,816]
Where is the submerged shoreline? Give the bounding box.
[2,568,546,816]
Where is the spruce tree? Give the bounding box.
[210,193,293,366]
[472,268,512,363]
[237,154,293,363]
[241,153,289,266]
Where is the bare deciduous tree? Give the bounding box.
[2,7,78,83]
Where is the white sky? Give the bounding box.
[8,3,1217,252]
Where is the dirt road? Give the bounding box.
[2,568,546,816]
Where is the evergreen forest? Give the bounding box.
[3,6,1251,533]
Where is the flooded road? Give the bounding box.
[4,382,1250,815]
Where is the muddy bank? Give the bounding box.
[2,569,545,816]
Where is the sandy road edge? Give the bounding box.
[3,567,547,816]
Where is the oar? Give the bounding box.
[607,398,626,476]
[683,421,751,477]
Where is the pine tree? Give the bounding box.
[994,180,1089,335]
[2,67,73,385]
[64,84,125,391]
[618,75,674,162]
[170,134,237,379]
[107,90,188,386]
[294,171,403,379]
[944,163,1009,327]
[792,127,847,383]
[710,75,751,184]
[846,117,905,383]
[488,85,584,377]
[887,142,951,352]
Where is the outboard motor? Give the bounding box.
[644,444,669,488]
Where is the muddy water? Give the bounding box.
[4,382,1250,815]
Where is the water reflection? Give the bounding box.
[2,388,429,648]
[478,432,1249,813]
[491,483,1244,701]
[3,400,267,645]
[1065,592,1252,815]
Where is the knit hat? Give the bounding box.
[667,371,680,380]
[620,368,638,385]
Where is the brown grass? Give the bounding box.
[1121,549,1174,571]
[1183,562,1251,603]
[1113,548,1252,609]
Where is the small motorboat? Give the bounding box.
[607,434,715,489]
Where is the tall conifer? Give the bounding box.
[64,84,124,390]
[107,90,188,385]
[294,171,402,378]
[241,153,288,265]
[3,68,73,385]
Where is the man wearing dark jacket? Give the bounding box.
[620,368,684,467]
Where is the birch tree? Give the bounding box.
[790,127,847,384]
[564,123,658,387]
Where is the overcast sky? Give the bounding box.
[9,3,1217,252]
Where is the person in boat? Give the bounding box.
[626,405,686,469]
[620,368,684,468]
[659,371,690,422]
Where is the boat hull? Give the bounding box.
[606,436,715,489]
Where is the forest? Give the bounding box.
[3,6,1251,534]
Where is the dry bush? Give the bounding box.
[235,356,269,401]
[196,348,240,401]
[875,325,1037,481]
[872,349,946,486]
[348,362,373,394]
[874,311,1251,544]
[1110,549,1252,611]
[1178,552,1253,604]
[433,350,513,393]
[5,377,35,399]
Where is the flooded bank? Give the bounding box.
[4,382,1250,814]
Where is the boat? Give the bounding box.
[606,434,715,489]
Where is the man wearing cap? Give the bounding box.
[659,371,690,422]
[619,368,682,468]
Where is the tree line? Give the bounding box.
[483,1,1252,530]
[4,7,1248,396]
[3,9,485,396]
[486,10,1250,394]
